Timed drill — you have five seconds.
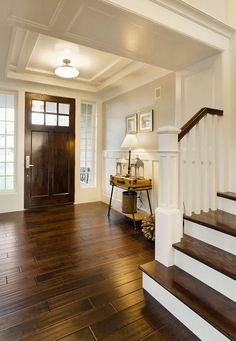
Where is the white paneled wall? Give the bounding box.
[102,150,158,213]
[180,114,223,216]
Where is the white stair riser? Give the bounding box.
[143,273,230,341]
[218,197,236,215]
[174,250,236,302]
[184,220,236,255]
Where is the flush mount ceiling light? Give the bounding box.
[55,59,79,78]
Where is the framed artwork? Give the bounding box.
[139,110,153,132]
[126,114,137,134]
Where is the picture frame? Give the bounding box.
[126,114,137,134]
[138,110,153,133]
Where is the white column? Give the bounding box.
[156,126,183,267]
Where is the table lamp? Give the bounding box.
[121,134,138,177]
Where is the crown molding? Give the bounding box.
[6,69,97,92]
[150,0,235,38]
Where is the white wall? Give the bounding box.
[176,55,223,126]
[175,54,228,213]
[102,73,176,212]
[227,32,236,191]
[103,73,176,150]
[0,79,102,213]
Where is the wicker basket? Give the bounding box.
[122,191,137,213]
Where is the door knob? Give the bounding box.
[26,156,34,169]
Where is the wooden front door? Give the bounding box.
[24,92,75,209]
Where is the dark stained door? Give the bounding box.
[24,92,75,208]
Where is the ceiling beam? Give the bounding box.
[16,30,39,73]
[90,57,133,83]
[97,61,144,91]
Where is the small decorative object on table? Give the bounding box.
[142,214,155,241]
[116,158,128,176]
[130,155,144,178]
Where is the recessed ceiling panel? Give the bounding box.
[27,34,130,79]
[10,0,61,26]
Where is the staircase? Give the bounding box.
[140,109,236,340]
[140,193,236,340]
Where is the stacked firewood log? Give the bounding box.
[141,214,155,241]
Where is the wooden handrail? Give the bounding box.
[178,107,223,142]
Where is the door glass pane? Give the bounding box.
[6,122,14,135]
[32,100,44,112]
[0,177,4,190]
[0,122,5,134]
[6,176,14,190]
[0,135,5,148]
[6,163,14,175]
[0,163,5,175]
[46,102,57,113]
[0,108,5,121]
[32,113,44,125]
[59,103,69,115]
[45,114,57,126]
[0,149,5,162]
[6,149,14,162]
[6,109,14,121]
[58,115,69,127]
[6,136,14,148]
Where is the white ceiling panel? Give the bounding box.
[27,34,129,80]
[10,0,62,27]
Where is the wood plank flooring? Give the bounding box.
[0,202,197,340]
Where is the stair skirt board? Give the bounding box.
[174,250,236,302]
[218,197,236,215]
[143,273,230,341]
[184,220,236,255]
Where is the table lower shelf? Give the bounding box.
[112,208,148,221]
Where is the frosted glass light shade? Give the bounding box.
[55,59,79,78]
[121,134,138,149]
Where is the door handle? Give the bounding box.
[26,156,34,169]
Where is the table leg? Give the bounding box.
[129,189,137,230]
[108,184,114,217]
[146,189,153,215]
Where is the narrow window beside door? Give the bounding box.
[80,102,97,187]
[0,92,16,191]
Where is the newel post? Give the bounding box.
[155,126,183,267]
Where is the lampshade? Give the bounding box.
[121,134,138,149]
[55,59,79,78]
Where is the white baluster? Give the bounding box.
[194,123,201,214]
[186,133,193,215]
[202,116,210,212]
[179,139,184,214]
[209,115,217,210]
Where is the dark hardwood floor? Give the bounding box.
[0,202,197,340]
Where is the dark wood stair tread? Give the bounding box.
[173,235,236,280]
[217,192,236,201]
[184,209,236,237]
[140,260,236,340]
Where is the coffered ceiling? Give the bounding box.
[0,0,221,94]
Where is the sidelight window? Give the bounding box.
[80,102,97,187]
[0,92,16,191]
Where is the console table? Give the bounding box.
[108,175,152,229]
